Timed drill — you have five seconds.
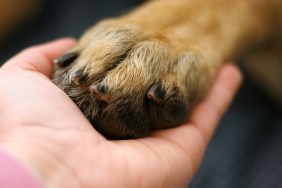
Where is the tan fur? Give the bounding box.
[36,0,282,138]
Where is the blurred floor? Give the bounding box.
[0,1,281,187]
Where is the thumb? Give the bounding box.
[1,38,77,77]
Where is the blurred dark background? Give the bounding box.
[0,0,281,187]
[0,0,143,63]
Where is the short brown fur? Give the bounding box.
[53,0,282,139]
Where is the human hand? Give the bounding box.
[0,38,242,188]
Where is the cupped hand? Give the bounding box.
[0,38,242,188]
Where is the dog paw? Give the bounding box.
[53,21,205,139]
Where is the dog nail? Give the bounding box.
[71,70,87,85]
[90,83,110,103]
[54,52,78,67]
[147,84,165,104]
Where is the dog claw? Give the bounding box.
[90,83,110,104]
[71,70,87,85]
[54,52,78,67]
[147,84,165,104]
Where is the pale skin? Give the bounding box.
[0,38,241,188]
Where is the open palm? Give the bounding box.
[0,39,241,188]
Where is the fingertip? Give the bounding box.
[2,38,78,77]
[40,37,77,53]
[218,63,243,92]
[35,37,78,60]
[187,63,243,143]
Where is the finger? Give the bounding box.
[151,63,242,172]
[189,63,242,143]
[1,38,77,77]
